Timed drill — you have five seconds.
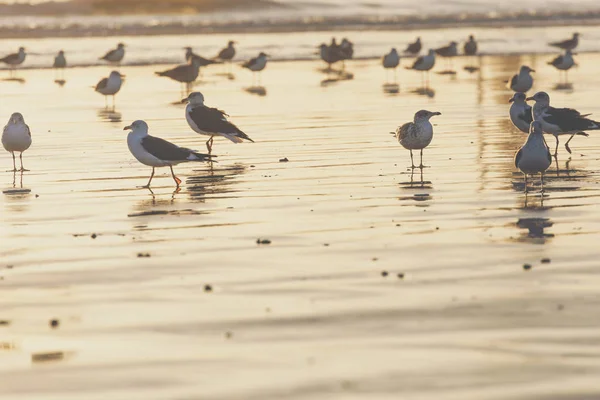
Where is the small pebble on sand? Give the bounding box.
[541,258,551,264]
[279,157,289,162]
[381,271,388,277]
[256,239,271,245]
[204,284,213,292]
[50,319,59,328]
[523,263,532,271]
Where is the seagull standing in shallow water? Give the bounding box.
[405,49,435,87]
[548,50,576,81]
[2,113,32,172]
[404,37,422,55]
[53,50,66,80]
[95,70,124,108]
[0,47,26,77]
[515,121,552,193]
[549,33,580,51]
[527,91,600,156]
[508,66,535,93]
[382,48,400,82]
[393,110,441,169]
[125,120,213,188]
[182,92,254,155]
[242,52,268,85]
[463,35,477,56]
[508,92,532,134]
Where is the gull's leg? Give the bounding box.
[540,172,545,193]
[10,152,16,172]
[170,165,182,187]
[104,95,108,108]
[141,167,155,188]
[554,135,559,157]
[19,152,28,171]
[409,150,415,169]
[419,149,424,168]
[524,173,528,193]
[394,68,397,84]
[206,136,214,154]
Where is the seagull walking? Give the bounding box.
[216,40,236,73]
[100,43,125,66]
[95,70,124,108]
[527,91,600,155]
[125,120,213,188]
[507,66,535,93]
[548,50,576,82]
[2,113,32,172]
[508,92,533,134]
[434,41,458,70]
[549,33,580,51]
[0,47,26,77]
[182,92,254,155]
[463,35,477,56]
[53,50,66,80]
[156,56,202,95]
[242,52,268,85]
[404,37,422,55]
[405,49,436,87]
[393,110,441,168]
[515,121,552,193]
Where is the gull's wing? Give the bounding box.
[397,122,415,142]
[514,148,523,169]
[0,53,18,64]
[546,107,600,131]
[142,135,197,161]
[100,48,117,60]
[188,106,254,142]
[519,105,533,125]
[242,57,258,69]
[509,74,518,89]
[410,56,425,69]
[95,78,108,92]
[548,55,563,66]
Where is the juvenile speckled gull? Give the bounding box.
[393,110,441,169]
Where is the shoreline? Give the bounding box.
[1,12,600,39]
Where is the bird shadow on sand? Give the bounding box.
[186,163,248,203]
[553,82,574,92]
[215,72,235,80]
[320,71,354,86]
[514,217,554,243]
[54,79,67,87]
[463,66,480,73]
[97,108,122,123]
[244,86,267,97]
[382,83,400,94]
[436,70,457,75]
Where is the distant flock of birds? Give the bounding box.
[1,32,594,192]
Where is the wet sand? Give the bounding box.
[2,49,600,399]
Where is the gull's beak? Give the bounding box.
[181,97,189,104]
[433,112,442,116]
[525,96,534,101]
[123,126,131,130]
[508,97,514,103]
[530,69,536,73]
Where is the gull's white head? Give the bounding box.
[123,120,148,133]
[414,110,441,122]
[109,70,125,79]
[427,49,435,56]
[390,48,398,54]
[18,47,25,53]
[416,37,421,43]
[468,35,475,41]
[183,91,205,106]
[58,50,65,55]
[526,91,550,105]
[509,92,527,104]
[228,40,236,47]
[529,120,543,134]
[574,32,580,38]
[117,43,125,49]
[8,112,24,125]
[520,65,535,74]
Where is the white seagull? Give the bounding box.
[2,113,32,172]
[393,110,441,168]
[507,66,535,93]
[95,70,124,108]
[125,120,213,188]
[527,91,600,155]
[0,47,26,76]
[405,49,436,87]
[382,48,400,82]
[549,33,580,51]
[515,121,552,193]
[508,92,532,134]
[182,92,254,155]
[100,43,125,65]
[548,50,576,81]
[242,52,268,85]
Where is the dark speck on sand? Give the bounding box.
[523,264,532,271]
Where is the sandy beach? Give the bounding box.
[2,31,600,399]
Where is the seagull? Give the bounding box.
[2,112,32,172]
[100,43,125,65]
[515,121,552,193]
[508,92,532,134]
[53,50,66,80]
[507,66,535,93]
[548,50,576,81]
[182,92,254,155]
[549,33,580,51]
[216,41,236,62]
[318,43,343,70]
[393,110,441,168]
[527,91,600,156]
[382,48,400,82]
[0,47,26,76]
[434,41,458,70]
[125,120,213,188]
[156,56,202,94]
[242,52,268,85]
[405,49,435,87]
[95,70,124,108]
[404,37,422,55]
[464,35,477,56]
[339,38,354,67]
[184,47,220,71]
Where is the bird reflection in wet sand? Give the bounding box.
[244,86,267,96]
[516,218,554,243]
[399,167,432,189]
[186,163,248,203]
[382,83,399,94]
[3,171,31,207]
[97,108,122,123]
[320,70,354,86]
